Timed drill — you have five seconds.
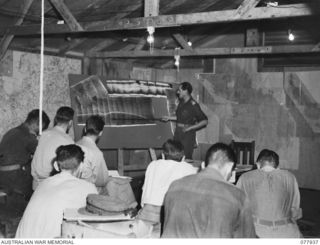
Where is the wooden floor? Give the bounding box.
[0,187,319,238]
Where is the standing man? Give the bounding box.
[0,109,50,200]
[163,82,208,159]
[31,106,74,190]
[162,143,256,238]
[237,149,302,238]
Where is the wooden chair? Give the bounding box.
[230,140,255,166]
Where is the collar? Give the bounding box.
[260,165,276,172]
[199,167,225,182]
[82,136,96,145]
[54,125,66,133]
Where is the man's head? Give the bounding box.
[83,115,105,138]
[54,144,84,173]
[177,82,192,100]
[162,139,185,162]
[256,149,279,169]
[205,143,236,181]
[25,109,50,135]
[54,106,74,132]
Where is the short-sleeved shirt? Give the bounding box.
[0,124,37,166]
[176,98,207,125]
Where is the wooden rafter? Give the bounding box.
[48,0,84,54]
[48,0,83,31]
[134,38,147,51]
[0,0,34,61]
[87,44,320,58]
[59,2,142,54]
[86,39,116,53]
[236,0,261,17]
[172,33,192,51]
[0,4,314,36]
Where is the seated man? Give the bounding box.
[137,139,198,230]
[236,149,302,238]
[0,109,50,200]
[31,106,74,190]
[76,115,109,190]
[76,115,136,206]
[162,143,256,238]
[16,145,97,238]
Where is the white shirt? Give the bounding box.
[31,126,74,190]
[15,171,97,238]
[76,136,109,187]
[141,159,198,207]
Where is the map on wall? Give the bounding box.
[69,74,173,149]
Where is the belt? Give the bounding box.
[253,217,292,227]
[176,123,192,128]
[0,164,21,172]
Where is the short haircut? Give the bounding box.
[162,139,184,161]
[205,143,236,168]
[256,149,279,168]
[55,144,84,170]
[180,82,193,94]
[84,115,105,136]
[25,109,50,130]
[54,106,74,125]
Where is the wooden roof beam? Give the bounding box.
[172,33,192,51]
[0,4,315,36]
[87,45,320,58]
[48,0,84,31]
[236,0,261,17]
[0,0,34,61]
[134,38,147,51]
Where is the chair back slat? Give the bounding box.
[230,140,255,165]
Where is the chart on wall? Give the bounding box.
[69,74,173,149]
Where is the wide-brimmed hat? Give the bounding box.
[82,194,137,216]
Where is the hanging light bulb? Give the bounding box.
[187,40,192,47]
[147,34,154,44]
[147,26,155,53]
[174,47,181,71]
[288,29,295,41]
[174,58,180,67]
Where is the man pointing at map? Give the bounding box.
[163,82,208,159]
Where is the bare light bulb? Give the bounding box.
[288,30,295,41]
[187,40,192,47]
[147,34,154,44]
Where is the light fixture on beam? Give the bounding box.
[147,26,155,53]
[174,47,181,71]
[288,29,295,41]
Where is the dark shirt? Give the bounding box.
[176,98,207,125]
[0,124,37,166]
[162,168,256,238]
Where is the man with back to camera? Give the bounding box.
[162,143,256,238]
[0,109,50,200]
[31,106,74,190]
[16,144,98,238]
[137,139,198,235]
[75,115,109,190]
[75,115,136,208]
[237,149,302,238]
[162,82,208,160]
